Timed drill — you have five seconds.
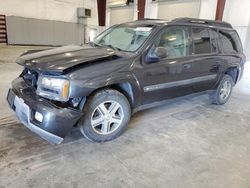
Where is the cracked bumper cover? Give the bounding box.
[7,77,83,144]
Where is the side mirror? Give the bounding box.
[146,46,168,63]
[154,47,168,59]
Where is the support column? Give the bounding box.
[138,0,146,20]
[97,0,106,26]
[215,0,226,21]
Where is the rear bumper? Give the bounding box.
[237,64,244,83]
[7,77,82,144]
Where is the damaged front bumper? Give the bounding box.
[7,77,83,144]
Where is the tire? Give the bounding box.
[79,89,131,142]
[209,74,234,105]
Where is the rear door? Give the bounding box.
[189,27,221,92]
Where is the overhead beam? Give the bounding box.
[138,0,146,20]
[97,0,106,26]
[215,0,226,21]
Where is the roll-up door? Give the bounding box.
[110,6,134,25]
[158,0,201,21]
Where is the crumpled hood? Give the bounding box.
[16,45,121,73]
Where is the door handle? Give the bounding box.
[183,64,191,69]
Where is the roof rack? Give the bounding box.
[172,17,232,29]
[142,18,164,20]
[136,18,167,21]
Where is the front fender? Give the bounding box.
[69,72,142,108]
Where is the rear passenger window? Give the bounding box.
[192,27,211,54]
[219,30,241,53]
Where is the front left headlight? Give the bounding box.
[37,76,70,101]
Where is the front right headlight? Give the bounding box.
[37,75,70,101]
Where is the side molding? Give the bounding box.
[144,74,217,92]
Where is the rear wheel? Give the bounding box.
[79,89,131,142]
[210,74,234,105]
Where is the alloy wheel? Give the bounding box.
[219,80,232,101]
[91,100,124,135]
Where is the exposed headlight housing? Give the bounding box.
[37,76,70,101]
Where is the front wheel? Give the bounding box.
[210,74,234,105]
[79,89,131,142]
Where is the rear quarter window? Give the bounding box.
[231,32,243,53]
[218,30,242,54]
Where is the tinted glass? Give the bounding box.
[231,32,243,52]
[192,27,211,54]
[209,29,218,53]
[219,30,243,53]
[155,26,189,58]
[219,31,236,54]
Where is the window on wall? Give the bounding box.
[192,27,211,54]
[154,26,189,58]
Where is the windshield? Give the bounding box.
[93,25,153,52]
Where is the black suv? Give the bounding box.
[7,18,245,144]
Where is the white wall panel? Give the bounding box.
[198,0,217,20]
[223,0,250,60]
[145,0,158,19]
[0,0,98,26]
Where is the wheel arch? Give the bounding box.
[109,82,136,107]
[224,67,239,84]
[85,80,141,109]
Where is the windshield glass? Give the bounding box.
[93,25,153,52]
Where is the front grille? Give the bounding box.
[21,68,38,88]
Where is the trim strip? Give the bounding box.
[144,74,217,92]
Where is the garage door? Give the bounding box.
[110,6,134,25]
[158,0,201,21]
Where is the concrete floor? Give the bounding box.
[0,45,250,188]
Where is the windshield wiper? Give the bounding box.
[102,44,123,51]
[89,42,127,52]
[88,41,100,47]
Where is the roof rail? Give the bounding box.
[172,17,233,29]
[136,18,166,21]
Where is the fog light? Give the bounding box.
[35,112,43,122]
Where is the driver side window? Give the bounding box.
[155,26,189,58]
